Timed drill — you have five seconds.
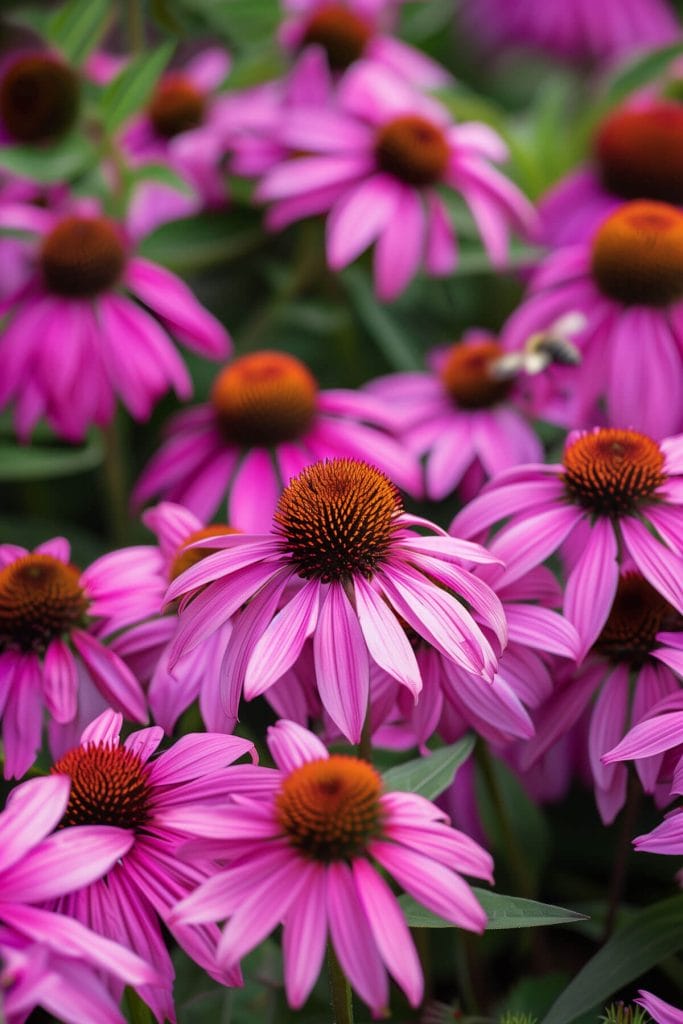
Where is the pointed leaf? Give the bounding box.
[382,735,475,800]
[399,890,588,931]
[101,42,174,134]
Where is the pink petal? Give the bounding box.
[621,517,683,614]
[354,575,421,696]
[42,639,78,723]
[0,776,70,874]
[373,185,425,301]
[564,518,618,658]
[244,581,320,698]
[71,631,147,722]
[267,719,329,772]
[282,863,328,1008]
[327,174,401,269]
[313,582,370,742]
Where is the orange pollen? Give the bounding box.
[0,554,88,654]
[52,743,151,830]
[211,350,318,446]
[276,755,384,861]
[148,74,206,138]
[40,215,126,298]
[375,114,449,186]
[440,339,513,409]
[590,200,683,307]
[169,524,240,581]
[563,428,665,516]
[274,457,401,582]
[0,54,79,144]
[300,3,373,70]
[595,102,683,206]
[594,572,680,666]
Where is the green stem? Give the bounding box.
[100,417,130,547]
[125,0,145,53]
[357,701,373,764]
[476,740,534,899]
[604,770,641,939]
[327,944,354,1024]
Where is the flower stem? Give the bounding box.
[125,0,145,53]
[358,704,373,764]
[604,770,641,939]
[100,417,130,547]
[327,944,354,1024]
[476,740,534,899]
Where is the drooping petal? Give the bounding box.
[313,583,370,742]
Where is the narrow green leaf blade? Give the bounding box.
[399,891,588,931]
[382,735,475,800]
[0,434,104,481]
[45,0,111,64]
[602,41,683,109]
[542,894,683,1024]
[0,133,96,183]
[342,267,422,371]
[101,42,174,134]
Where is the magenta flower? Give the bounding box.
[460,0,678,64]
[0,537,150,777]
[503,200,683,438]
[167,456,506,742]
[0,198,230,441]
[367,332,543,501]
[0,51,80,145]
[279,0,450,87]
[540,100,683,247]
[452,427,683,659]
[168,719,493,1015]
[0,775,157,1023]
[120,48,233,237]
[257,61,535,300]
[105,501,242,734]
[134,349,422,531]
[519,571,683,824]
[46,709,259,1023]
[637,991,683,1024]
[373,566,580,753]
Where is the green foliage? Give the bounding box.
[542,895,683,1024]
[0,132,96,184]
[45,0,112,65]
[0,433,104,482]
[382,734,475,799]
[100,42,175,134]
[399,890,587,930]
[600,1003,651,1024]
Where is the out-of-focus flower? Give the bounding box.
[46,709,259,1023]
[0,537,149,777]
[257,61,535,301]
[0,197,230,441]
[452,427,683,659]
[520,571,682,823]
[104,502,242,734]
[540,99,683,247]
[366,332,543,501]
[168,719,493,1015]
[118,48,233,236]
[503,200,683,438]
[636,991,683,1024]
[0,50,80,145]
[279,0,450,86]
[167,456,506,742]
[134,349,422,532]
[460,0,679,65]
[0,775,157,1023]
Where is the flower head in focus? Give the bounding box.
[168,719,493,1015]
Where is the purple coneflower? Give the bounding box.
[0,197,230,441]
[134,349,421,531]
[0,538,149,777]
[0,50,80,144]
[452,427,683,659]
[168,719,493,1015]
[636,991,683,1024]
[257,61,534,300]
[367,332,543,501]
[168,456,506,742]
[0,774,157,1023]
[45,709,260,1023]
[503,200,683,438]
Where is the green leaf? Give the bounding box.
[131,162,193,194]
[542,894,683,1024]
[0,434,104,481]
[100,42,174,134]
[382,734,475,800]
[399,890,588,931]
[138,210,264,272]
[602,41,683,109]
[45,0,111,65]
[342,267,422,371]
[124,987,154,1024]
[0,132,96,183]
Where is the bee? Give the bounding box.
[490,312,585,380]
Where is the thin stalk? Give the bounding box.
[125,0,145,53]
[100,417,130,546]
[357,702,373,764]
[604,770,641,939]
[327,944,354,1024]
[476,740,534,899]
